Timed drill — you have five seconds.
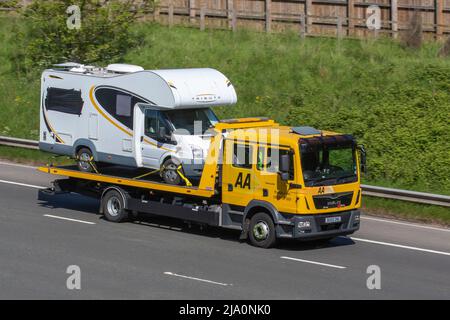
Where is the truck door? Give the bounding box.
[254,146,298,214]
[221,140,256,207]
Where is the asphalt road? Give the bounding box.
[0,161,449,299]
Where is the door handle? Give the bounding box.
[140,136,144,142]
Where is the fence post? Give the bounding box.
[200,6,206,31]
[153,2,160,22]
[337,16,343,40]
[189,0,196,24]
[435,0,443,37]
[168,1,174,27]
[305,0,312,34]
[232,8,237,32]
[347,0,354,36]
[265,0,272,33]
[391,0,398,39]
[299,13,306,38]
[227,0,234,29]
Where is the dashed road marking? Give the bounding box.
[351,237,450,256]
[281,256,347,269]
[0,179,46,189]
[44,214,96,225]
[164,272,231,286]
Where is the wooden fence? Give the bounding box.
[152,0,450,39]
[1,0,449,39]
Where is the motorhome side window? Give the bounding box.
[95,87,146,129]
[45,87,84,115]
[116,94,132,117]
[144,110,171,141]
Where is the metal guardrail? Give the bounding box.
[1,135,449,207]
[0,135,39,150]
[361,184,450,207]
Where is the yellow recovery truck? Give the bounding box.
[38,118,366,248]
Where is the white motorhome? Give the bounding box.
[39,63,237,184]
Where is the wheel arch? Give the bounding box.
[99,185,129,214]
[73,138,98,160]
[243,200,280,224]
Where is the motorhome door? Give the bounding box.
[134,105,174,169]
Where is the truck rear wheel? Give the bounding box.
[248,212,277,248]
[76,147,94,173]
[102,189,128,222]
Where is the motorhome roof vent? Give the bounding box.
[106,64,144,74]
[53,62,83,70]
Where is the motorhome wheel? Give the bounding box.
[76,147,94,173]
[161,159,182,185]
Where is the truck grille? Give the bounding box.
[313,192,354,209]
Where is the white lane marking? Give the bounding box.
[164,272,231,286]
[0,161,37,169]
[280,256,347,269]
[44,214,96,225]
[351,237,450,257]
[361,216,450,233]
[0,179,46,189]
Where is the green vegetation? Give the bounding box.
[0,146,74,166]
[13,0,153,72]
[363,197,450,227]
[0,14,449,222]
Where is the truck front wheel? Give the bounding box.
[248,213,277,248]
[102,189,128,222]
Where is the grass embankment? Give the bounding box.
[0,17,449,225]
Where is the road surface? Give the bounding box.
[0,161,449,299]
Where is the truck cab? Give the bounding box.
[217,120,365,247]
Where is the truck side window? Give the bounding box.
[144,110,171,142]
[233,143,253,169]
[264,147,295,180]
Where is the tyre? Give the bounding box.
[76,147,94,173]
[101,189,128,222]
[161,158,183,185]
[248,212,277,248]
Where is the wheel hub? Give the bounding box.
[78,152,91,171]
[107,196,121,217]
[253,221,269,241]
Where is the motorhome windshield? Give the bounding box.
[165,108,218,135]
[299,136,357,187]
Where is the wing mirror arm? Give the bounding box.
[358,144,367,174]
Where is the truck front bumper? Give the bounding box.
[276,209,360,240]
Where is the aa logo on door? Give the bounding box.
[235,172,251,189]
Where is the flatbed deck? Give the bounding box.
[37,165,216,198]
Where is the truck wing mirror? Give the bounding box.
[280,154,290,173]
[358,145,367,173]
[279,154,291,181]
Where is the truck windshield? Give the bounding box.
[300,136,357,187]
[165,108,218,135]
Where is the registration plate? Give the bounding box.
[325,216,342,224]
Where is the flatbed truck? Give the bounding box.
[38,118,365,248]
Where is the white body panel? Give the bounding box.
[39,67,236,173]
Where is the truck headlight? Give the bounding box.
[190,145,204,159]
[298,221,311,228]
